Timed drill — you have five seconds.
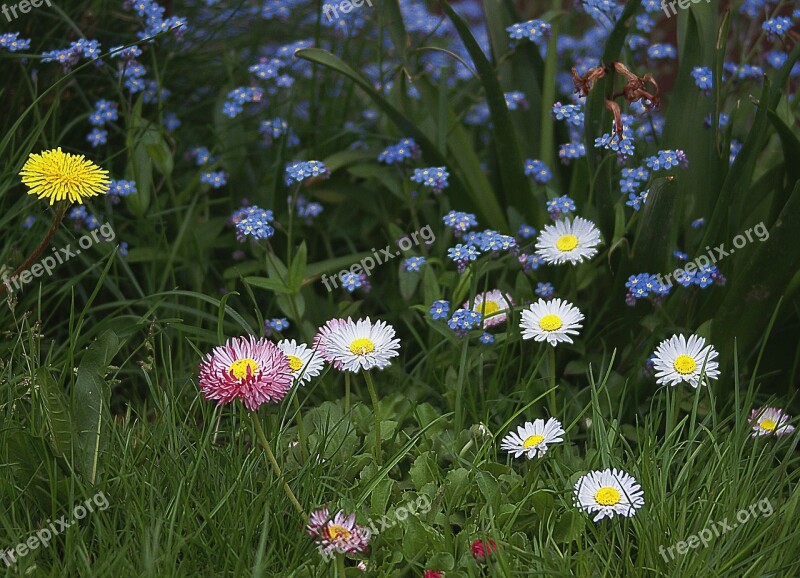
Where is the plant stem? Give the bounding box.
[548,346,557,416]
[344,372,351,414]
[251,413,306,518]
[362,371,382,465]
[336,553,347,577]
[1,201,68,296]
[292,393,309,461]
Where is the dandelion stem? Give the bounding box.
[251,413,306,518]
[363,370,382,465]
[1,201,68,296]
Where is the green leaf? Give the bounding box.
[767,110,800,189]
[426,551,455,571]
[439,0,529,217]
[630,177,678,273]
[712,182,800,359]
[444,468,471,508]
[295,48,503,228]
[288,242,307,292]
[37,367,74,457]
[125,97,154,217]
[475,470,501,511]
[552,510,585,543]
[402,516,431,561]
[73,330,125,484]
[244,276,293,295]
[409,451,439,491]
[145,138,173,177]
[306,251,376,280]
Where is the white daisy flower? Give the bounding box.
[277,339,325,385]
[324,317,400,373]
[574,468,644,522]
[535,216,602,265]
[500,417,565,459]
[651,334,720,388]
[463,289,514,327]
[749,407,796,437]
[520,298,584,346]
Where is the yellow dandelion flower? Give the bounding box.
[19,147,110,205]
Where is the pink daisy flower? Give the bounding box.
[307,506,371,556]
[313,318,347,369]
[749,407,796,437]
[462,289,514,327]
[198,335,293,411]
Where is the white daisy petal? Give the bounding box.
[749,406,796,437]
[651,333,720,388]
[277,339,325,385]
[463,289,514,327]
[520,298,584,347]
[535,216,602,265]
[323,317,400,373]
[499,417,565,459]
[574,468,644,522]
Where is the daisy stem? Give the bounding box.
[344,372,351,414]
[0,201,67,297]
[548,346,557,416]
[292,393,309,461]
[363,371,382,465]
[336,553,347,577]
[251,413,306,518]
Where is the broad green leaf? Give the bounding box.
[415,78,508,228]
[73,330,125,484]
[288,242,307,292]
[37,367,74,457]
[552,510,585,543]
[294,48,504,228]
[439,0,529,217]
[244,276,293,295]
[767,110,800,189]
[712,182,800,360]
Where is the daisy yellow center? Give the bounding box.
[229,358,259,380]
[556,234,579,252]
[326,524,352,540]
[19,147,110,205]
[673,355,697,375]
[539,314,563,332]
[349,338,375,356]
[522,434,545,448]
[476,300,500,316]
[759,419,777,431]
[286,355,303,372]
[595,487,621,506]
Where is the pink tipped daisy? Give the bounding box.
[313,318,348,370]
[307,507,371,556]
[198,335,293,411]
[462,289,514,327]
[749,407,796,437]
